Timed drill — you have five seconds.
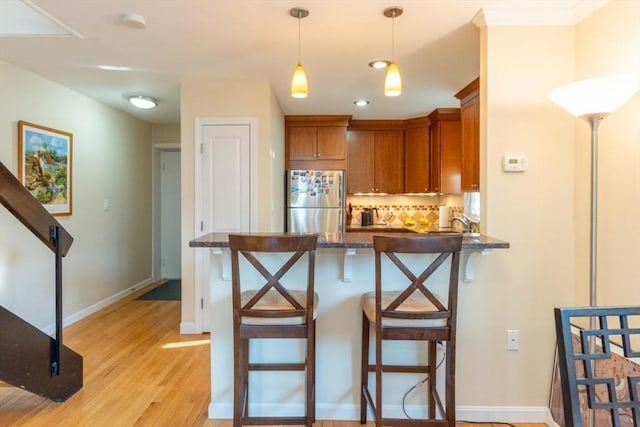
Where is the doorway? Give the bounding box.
[160,150,181,279]
[153,144,181,282]
[194,118,256,333]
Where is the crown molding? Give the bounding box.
[472,0,609,28]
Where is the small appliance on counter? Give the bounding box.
[286,170,345,233]
[438,206,451,228]
[361,208,374,226]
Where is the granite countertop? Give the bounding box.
[189,230,509,250]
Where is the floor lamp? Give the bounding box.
[548,74,639,425]
[549,74,639,310]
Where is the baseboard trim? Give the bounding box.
[41,277,153,335]
[207,402,551,422]
[180,322,200,335]
[456,405,550,423]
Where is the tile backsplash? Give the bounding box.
[346,194,466,229]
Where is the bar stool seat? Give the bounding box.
[360,234,462,427]
[361,290,447,327]
[240,289,319,325]
[229,233,319,427]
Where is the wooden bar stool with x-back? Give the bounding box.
[360,234,462,427]
[229,233,319,427]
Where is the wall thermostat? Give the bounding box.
[502,154,528,172]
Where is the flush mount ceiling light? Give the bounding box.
[383,6,403,97]
[121,13,146,29]
[290,7,309,98]
[368,60,390,69]
[128,95,157,109]
[354,100,370,106]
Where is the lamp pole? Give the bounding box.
[549,74,638,427]
[584,113,604,312]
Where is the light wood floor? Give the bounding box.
[0,282,547,427]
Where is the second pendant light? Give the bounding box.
[290,7,309,98]
[383,6,403,97]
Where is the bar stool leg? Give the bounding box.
[233,337,247,427]
[428,340,437,418]
[360,311,370,424]
[375,328,382,427]
[307,319,316,427]
[446,341,456,426]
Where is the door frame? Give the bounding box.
[152,143,181,282]
[193,117,257,333]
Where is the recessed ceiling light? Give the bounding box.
[129,95,157,109]
[368,60,391,69]
[354,100,370,106]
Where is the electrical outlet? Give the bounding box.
[507,329,519,351]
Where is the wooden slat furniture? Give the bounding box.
[229,233,319,427]
[554,306,640,426]
[361,234,462,426]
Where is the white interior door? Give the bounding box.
[196,122,252,333]
[160,150,181,279]
[202,125,251,233]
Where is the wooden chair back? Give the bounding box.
[373,234,462,330]
[554,306,640,427]
[229,233,318,326]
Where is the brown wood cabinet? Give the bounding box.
[455,78,480,191]
[403,116,430,193]
[427,109,461,194]
[346,121,404,194]
[285,115,351,170]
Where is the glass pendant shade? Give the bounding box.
[548,74,639,117]
[291,63,308,98]
[384,62,402,97]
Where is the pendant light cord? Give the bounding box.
[391,10,395,62]
[297,11,302,64]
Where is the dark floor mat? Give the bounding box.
[136,279,181,300]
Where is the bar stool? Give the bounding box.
[228,233,319,427]
[360,234,462,427]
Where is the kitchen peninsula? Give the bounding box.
[190,231,508,420]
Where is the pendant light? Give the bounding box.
[290,7,309,98]
[383,7,403,97]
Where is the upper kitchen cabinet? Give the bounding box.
[285,115,351,170]
[347,121,404,194]
[403,116,430,193]
[455,78,480,191]
[428,108,461,194]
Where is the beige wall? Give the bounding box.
[0,59,152,329]
[573,0,640,307]
[152,124,181,145]
[179,80,284,329]
[457,24,576,408]
[463,0,639,411]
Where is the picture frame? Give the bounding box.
[18,120,73,216]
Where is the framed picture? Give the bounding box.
[18,120,73,216]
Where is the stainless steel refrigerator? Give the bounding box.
[286,170,344,233]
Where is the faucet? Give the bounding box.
[450,215,479,233]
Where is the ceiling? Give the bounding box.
[0,0,607,125]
